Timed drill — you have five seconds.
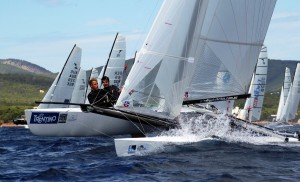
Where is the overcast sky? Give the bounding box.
[1,0,300,72]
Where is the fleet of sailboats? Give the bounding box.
[277,64,300,122]
[24,34,150,137]
[23,0,300,156]
[276,67,292,121]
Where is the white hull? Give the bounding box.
[115,135,299,157]
[25,108,146,137]
[115,136,214,157]
[25,106,206,137]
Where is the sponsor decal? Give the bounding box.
[128,145,136,154]
[223,72,230,83]
[137,145,146,151]
[124,100,130,107]
[58,114,68,123]
[128,145,147,154]
[184,91,189,100]
[30,112,59,124]
[116,50,122,57]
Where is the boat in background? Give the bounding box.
[25,34,152,137]
[237,45,268,122]
[70,68,87,107]
[38,45,82,109]
[279,63,300,122]
[276,67,292,121]
[98,33,126,88]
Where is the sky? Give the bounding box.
[1,0,300,73]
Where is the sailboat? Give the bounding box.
[38,44,82,109]
[26,0,295,149]
[24,34,151,136]
[70,68,87,107]
[98,34,126,88]
[237,45,268,122]
[276,67,292,121]
[278,63,300,122]
[111,0,287,156]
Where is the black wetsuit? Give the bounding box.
[88,85,119,107]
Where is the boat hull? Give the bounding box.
[114,135,300,157]
[114,136,212,157]
[25,108,147,137]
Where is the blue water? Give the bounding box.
[1,126,300,182]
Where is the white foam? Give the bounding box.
[159,113,300,146]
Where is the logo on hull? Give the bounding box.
[30,112,59,124]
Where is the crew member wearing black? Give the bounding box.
[87,76,120,107]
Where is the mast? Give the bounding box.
[101,32,119,79]
[98,33,126,88]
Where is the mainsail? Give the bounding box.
[279,63,300,122]
[38,45,81,108]
[276,67,292,121]
[115,0,277,120]
[70,68,87,107]
[184,1,276,103]
[99,34,126,88]
[237,46,268,121]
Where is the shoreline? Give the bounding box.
[0,123,27,127]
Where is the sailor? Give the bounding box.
[88,76,121,107]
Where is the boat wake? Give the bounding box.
[160,113,300,147]
[115,113,300,157]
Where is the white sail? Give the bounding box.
[185,1,276,102]
[276,87,284,121]
[85,68,99,104]
[279,64,300,122]
[276,67,292,121]
[238,46,268,121]
[98,34,126,88]
[38,45,81,108]
[70,68,87,107]
[116,0,276,120]
[116,1,204,119]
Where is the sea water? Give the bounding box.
[1,118,300,181]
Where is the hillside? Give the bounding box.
[0,59,56,122]
[0,73,54,122]
[267,59,300,92]
[0,58,54,76]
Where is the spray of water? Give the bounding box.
[159,112,281,145]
